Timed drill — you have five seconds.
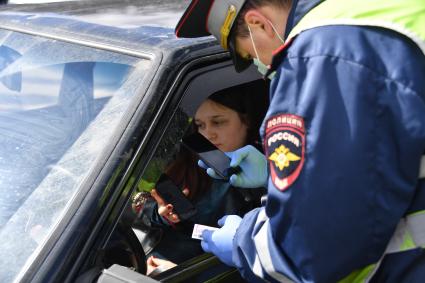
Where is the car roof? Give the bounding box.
[0,0,218,57]
[3,0,189,27]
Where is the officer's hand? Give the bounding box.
[197,159,224,179]
[226,145,268,188]
[198,145,268,188]
[201,215,242,266]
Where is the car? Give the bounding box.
[0,1,265,282]
[7,0,79,4]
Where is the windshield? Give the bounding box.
[0,29,151,281]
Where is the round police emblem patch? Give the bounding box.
[265,114,305,191]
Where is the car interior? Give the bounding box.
[81,63,269,282]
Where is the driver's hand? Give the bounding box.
[150,188,190,224]
[146,256,177,276]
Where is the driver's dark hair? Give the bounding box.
[207,80,268,151]
[165,80,269,200]
[232,0,292,38]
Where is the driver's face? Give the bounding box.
[194,99,248,152]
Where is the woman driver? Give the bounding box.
[146,81,268,271]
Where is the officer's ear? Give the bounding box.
[244,9,275,38]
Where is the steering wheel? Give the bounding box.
[102,223,147,274]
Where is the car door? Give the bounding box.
[75,58,266,282]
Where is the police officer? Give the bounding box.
[175,0,425,282]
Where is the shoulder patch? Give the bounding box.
[265,114,305,191]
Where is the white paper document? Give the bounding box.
[192,224,219,240]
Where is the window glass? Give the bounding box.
[138,109,191,193]
[0,29,151,282]
[131,78,269,277]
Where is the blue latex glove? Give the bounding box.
[198,145,268,188]
[198,159,221,179]
[227,145,268,188]
[201,215,242,266]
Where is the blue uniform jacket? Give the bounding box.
[232,1,425,282]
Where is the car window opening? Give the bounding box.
[107,77,270,279]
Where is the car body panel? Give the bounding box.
[0,1,260,282]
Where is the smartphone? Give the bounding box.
[181,132,241,179]
[155,174,197,221]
